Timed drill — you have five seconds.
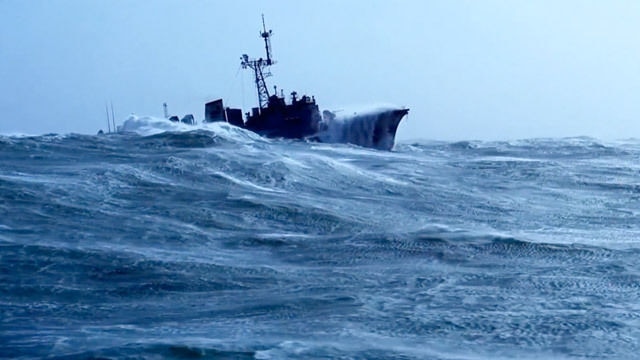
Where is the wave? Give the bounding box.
[3,122,640,358]
[23,343,258,360]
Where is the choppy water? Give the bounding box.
[2,120,640,359]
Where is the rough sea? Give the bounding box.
[2,119,640,359]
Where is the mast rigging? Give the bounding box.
[241,14,275,110]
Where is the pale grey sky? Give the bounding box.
[1,0,639,141]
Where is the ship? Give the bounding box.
[178,16,409,151]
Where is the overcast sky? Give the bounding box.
[1,0,639,141]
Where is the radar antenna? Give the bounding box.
[241,14,276,110]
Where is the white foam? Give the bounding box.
[117,114,268,146]
[212,170,283,193]
[118,115,195,136]
[0,132,41,138]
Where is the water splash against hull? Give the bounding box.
[318,107,409,150]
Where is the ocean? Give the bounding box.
[2,119,640,359]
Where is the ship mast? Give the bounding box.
[241,14,275,110]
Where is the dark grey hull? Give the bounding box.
[206,96,409,151]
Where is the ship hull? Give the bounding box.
[206,95,409,151]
